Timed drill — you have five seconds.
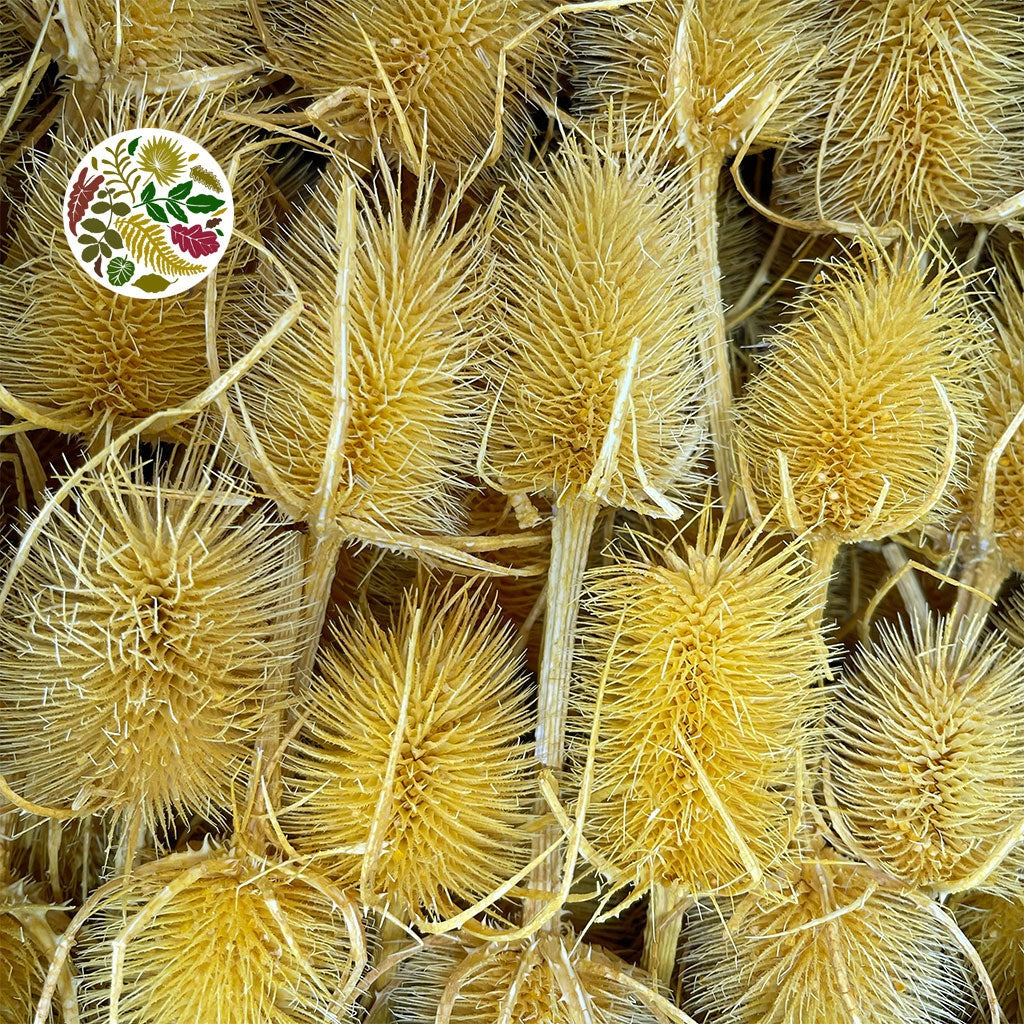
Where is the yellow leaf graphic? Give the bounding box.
[116,213,205,278]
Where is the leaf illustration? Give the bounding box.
[165,201,188,223]
[146,202,168,223]
[185,194,224,214]
[169,181,193,200]
[134,274,172,294]
[115,213,205,277]
[93,256,103,278]
[107,257,135,287]
[111,202,131,216]
[170,223,220,259]
[205,217,221,229]
[67,168,104,235]
[190,165,223,192]
[141,182,156,204]
[127,137,140,156]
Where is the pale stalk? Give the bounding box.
[642,883,683,988]
[523,496,600,928]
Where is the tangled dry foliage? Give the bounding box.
[7,0,1024,1022]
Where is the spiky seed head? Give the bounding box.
[281,580,533,924]
[75,845,364,1024]
[826,615,1024,891]
[0,443,306,827]
[223,161,486,536]
[0,892,53,1024]
[391,932,663,1024]
[683,852,975,1024]
[954,888,1024,1021]
[570,507,827,898]
[482,130,705,512]
[774,1,1024,233]
[573,0,830,161]
[261,0,562,172]
[734,244,984,542]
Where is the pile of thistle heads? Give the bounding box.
[3,1,1024,1022]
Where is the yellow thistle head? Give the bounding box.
[0,442,306,827]
[954,888,1024,1021]
[570,506,827,898]
[222,159,488,537]
[74,844,365,1024]
[683,852,975,1023]
[734,243,984,542]
[826,614,1024,891]
[0,900,51,1023]
[261,0,563,172]
[775,1,1024,232]
[391,931,664,1024]
[281,579,533,924]
[573,0,830,161]
[481,128,705,514]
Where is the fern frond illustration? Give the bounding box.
[116,213,205,277]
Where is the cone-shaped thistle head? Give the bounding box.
[75,843,366,1024]
[826,614,1024,892]
[481,130,705,514]
[281,580,533,924]
[222,160,486,537]
[954,888,1024,1022]
[734,244,984,542]
[391,931,663,1024]
[0,883,55,1023]
[573,0,830,161]
[0,443,306,827]
[261,0,561,172]
[774,1,1024,233]
[683,848,975,1024]
[569,507,827,899]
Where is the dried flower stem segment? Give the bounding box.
[825,615,1024,895]
[642,883,687,988]
[682,853,977,1024]
[734,243,984,576]
[774,2,1024,236]
[0,442,305,829]
[570,509,826,908]
[69,844,367,1024]
[281,580,534,930]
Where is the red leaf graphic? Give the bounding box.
[67,168,104,236]
[170,223,220,258]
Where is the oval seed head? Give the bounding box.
[573,0,831,161]
[826,615,1024,891]
[954,888,1024,1022]
[482,130,705,514]
[683,851,975,1024]
[281,580,533,924]
[775,1,1024,233]
[261,0,562,172]
[0,444,306,826]
[75,845,365,1024]
[223,161,486,537]
[571,509,827,898]
[734,244,984,542]
[391,931,663,1024]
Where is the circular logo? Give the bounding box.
[62,129,234,299]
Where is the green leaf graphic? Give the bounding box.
[134,273,172,293]
[108,257,135,287]
[78,234,98,246]
[92,202,111,214]
[141,182,156,203]
[82,244,99,261]
[80,218,106,233]
[145,202,168,224]
[127,137,140,156]
[168,181,193,200]
[185,194,225,214]
[104,229,124,249]
[165,201,188,222]
[111,202,131,216]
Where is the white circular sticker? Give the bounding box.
[62,128,234,299]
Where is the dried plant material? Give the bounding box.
[735,243,983,544]
[281,580,532,926]
[954,889,1024,1022]
[1,897,54,1024]
[774,1,1024,234]
[391,931,671,1024]
[261,0,561,171]
[826,615,1024,893]
[683,849,976,1024]
[0,443,305,827]
[571,510,826,901]
[65,843,366,1024]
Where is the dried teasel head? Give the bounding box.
[221,158,488,540]
[682,845,976,1024]
[569,506,827,900]
[954,886,1024,1022]
[481,127,705,516]
[824,614,1024,893]
[0,441,306,828]
[260,0,563,173]
[572,0,831,162]
[281,579,533,926]
[734,242,985,543]
[774,1,1024,234]
[70,841,367,1024]
[390,930,669,1024]
[1,888,54,1023]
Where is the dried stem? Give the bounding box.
[642,883,683,988]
